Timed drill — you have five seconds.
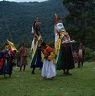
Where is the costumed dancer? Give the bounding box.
[54,14,66,60]
[31,16,43,74]
[54,14,75,75]
[19,43,27,71]
[0,40,16,78]
[54,14,66,48]
[5,40,17,77]
[41,42,56,79]
[6,47,15,77]
[77,42,85,68]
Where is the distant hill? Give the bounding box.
[0,0,68,46]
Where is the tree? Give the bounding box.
[63,0,95,49]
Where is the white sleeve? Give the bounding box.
[31,39,34,50]
[31,26,34,34]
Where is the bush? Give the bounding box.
[85,47,95,61]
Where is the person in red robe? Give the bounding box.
[19,43,27,71]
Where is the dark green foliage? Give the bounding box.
[0,0,68,47]
[63,0,95,49]
[85,47,95,61]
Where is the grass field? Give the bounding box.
[0,62,95,96]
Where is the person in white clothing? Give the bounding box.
[41,42,56,79]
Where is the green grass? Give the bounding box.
[0,62,95,96]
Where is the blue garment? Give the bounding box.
[31,47,43,68]
[0,52,3,58]
[6,52,14,75]
[0,51,14,76]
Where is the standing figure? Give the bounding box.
[6,48,15,77]
[61,35,75,75]
[6,40,17,77]
[41,42,56,79]
[31,40,43,74]
[31,16,43,74]
[0,45,15,78]
[77,42,85,68]
[32,16,41,37]
[19,43,27,71]
[73,49,79,64]
[54,14,66,58]
[54,14,75,75]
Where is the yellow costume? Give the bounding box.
[55,31,65,55]
[6,39,17,52]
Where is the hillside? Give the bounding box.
[0,0,68,46]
